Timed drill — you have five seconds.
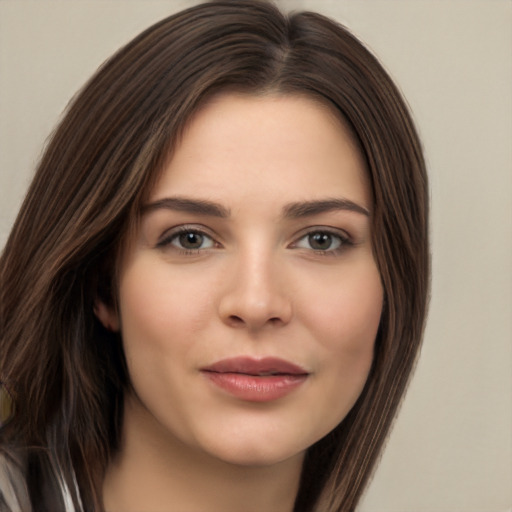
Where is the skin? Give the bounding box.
[98,93,383,512]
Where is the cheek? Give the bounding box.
[302,262,383,400]
[116,267,189,390]
[285,262,383,444]
[305,263,383,353]
[118,260,212,343]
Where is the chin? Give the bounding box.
[209,443,306,469]
[191,425,314,469]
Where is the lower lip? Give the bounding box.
[202,372,308,402]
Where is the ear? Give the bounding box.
[93,300,120,332]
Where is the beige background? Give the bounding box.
[1,1,511,511]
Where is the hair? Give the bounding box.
[0,1,429,511]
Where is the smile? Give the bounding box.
[201,357,310,402]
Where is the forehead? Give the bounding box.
[150,93,370,209]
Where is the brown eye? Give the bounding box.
[178,232,206,249]
[308,232,337,251]
[293,229,348,253]
[157,227,216,251]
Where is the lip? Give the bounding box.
[201,357,309,402]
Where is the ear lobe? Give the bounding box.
[93,300,120,332]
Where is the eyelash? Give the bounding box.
[156,225,218,254]
[291,228,353,256]
[156,225,353,256]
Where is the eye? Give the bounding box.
[173,231,213,250]
[293,229,349,253]
[157,227,216,252]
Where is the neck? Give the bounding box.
[102,395,304,512]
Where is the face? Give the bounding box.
[101,93,383,468]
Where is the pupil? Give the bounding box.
[309,232,332,250]
[180,232,203,249]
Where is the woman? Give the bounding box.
[0,1,429,511]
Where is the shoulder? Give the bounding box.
[0,449,83,512]
[0,451,31,512]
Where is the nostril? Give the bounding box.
[218,290,293,329]
[227,315,245,327]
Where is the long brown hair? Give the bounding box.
[0,1,429,510]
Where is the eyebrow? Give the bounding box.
[142,197,230,218]
[142,196,369,219]
[283,198,370,218]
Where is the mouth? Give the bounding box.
[200,357,309,402]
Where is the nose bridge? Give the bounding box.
[218,240,292,329]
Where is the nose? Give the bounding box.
[217,249,293,330]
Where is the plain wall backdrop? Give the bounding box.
[0,1,511,511]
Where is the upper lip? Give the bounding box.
[201,357,309,376]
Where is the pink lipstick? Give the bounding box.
[201,357,309,402]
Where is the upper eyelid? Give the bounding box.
[156,224,219,246]
[155,224,354,249]
[291,225,352,241]
[160,224,216,237]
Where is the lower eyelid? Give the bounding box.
[156,225,355,253]
[156,227,213,249]
[173,235,215,250]
[291,230,351,250]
